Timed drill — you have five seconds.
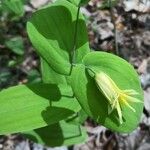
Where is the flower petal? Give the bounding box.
[95,72,118,103]
[126,95,143,103]
[122,99,136,112]
[116,101,123,124]
[123,89,139,95]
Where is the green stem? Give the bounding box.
[71,6,80,64]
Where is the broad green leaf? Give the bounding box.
[70,52,143,133]
[27,0,90,75]
[40,58,67,85]
[0,83,81,135]
[5,36,24,55]
[24,121,87,147]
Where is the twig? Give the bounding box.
[109,0,119,55]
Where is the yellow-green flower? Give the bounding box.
[95,71,142,124]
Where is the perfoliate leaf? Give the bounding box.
[0,83,81,135]
[24,121,87,147]
[70,52,143,133]
[27,0,90,75]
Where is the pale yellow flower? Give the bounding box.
[95,72,142,124]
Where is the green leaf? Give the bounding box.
[80,0,90,5]
[0,70,12,87]
[68,0,90,6]
[26,59,86,147]
[0,83,81,135]
[23,121,87,147]
[66,109,88,125]
[40,58,67,85]
[27,0,90,75]
[5,36,24,55]
[39,50,87,146]
[2,0,24,16]
[27,69,41,83]
[70,52,143,133]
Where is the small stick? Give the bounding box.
[109,0,119,55]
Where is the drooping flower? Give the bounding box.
[95,71,142,124]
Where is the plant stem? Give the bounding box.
[109,0,119,55]
[71,6,80,64]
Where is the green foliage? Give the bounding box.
[68,0,90,6]
[0,0,144,148]
[26,0,143,133]
[40,58,67,84]
[27,0,90,75]
[5,36,24,55]
[70,52,143,132]
[1,0,25,17]
[35,53,88,146]
[66,109,88,125]
[0,83,80,135]
[24,121,87,147]
[0,71,12,86]
[80,0,90,5]
[27,69,41,83]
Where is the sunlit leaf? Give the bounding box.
[24,121,87,147]
[27,0,90,75]
[0,83,81,135]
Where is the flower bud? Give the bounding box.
[95,72,142,124]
